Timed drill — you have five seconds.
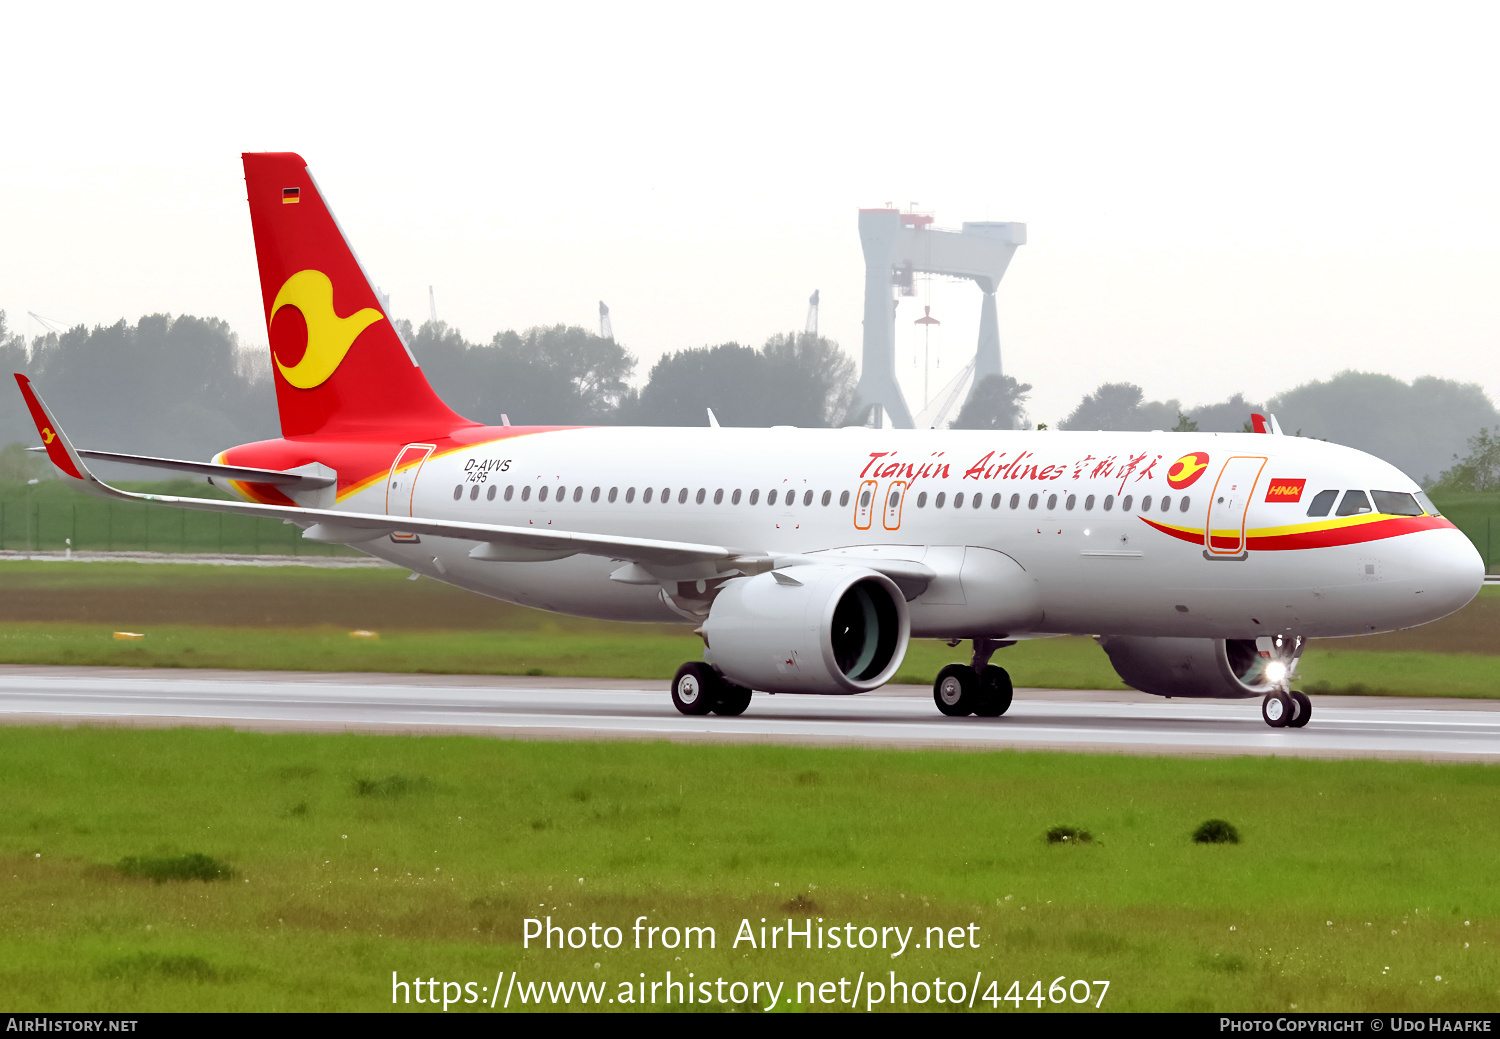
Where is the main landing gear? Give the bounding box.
[1262,689,1311,728]
[670,662,752,717]
[933,638,1015,718]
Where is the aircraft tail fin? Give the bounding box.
[241,152,471,438]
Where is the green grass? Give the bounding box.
[2,560,1499,696]
[0,726,1495,1012]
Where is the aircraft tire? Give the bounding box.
[934,664,977,717]
[972,665,1014,717]
[671,662,719,716]
[1262,690,1293,728]
[712,682,753,716]
[1288,690,1312,728]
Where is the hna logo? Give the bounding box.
[269,270,384,390]
[1166,452,1210,490]
[1265,478,1307,503]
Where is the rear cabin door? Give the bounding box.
[1205,455,1267,555]
[385,443,435,518]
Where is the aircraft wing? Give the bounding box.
[27,446,335,488]
[14,374,733,569]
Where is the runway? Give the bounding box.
[1,666,1498,761]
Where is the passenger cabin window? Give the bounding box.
[1009,493,1020,509]
[821,490,831,506]
[839,490,850,507]
[1371,490,1424,516]
[750,489,760,505]
[1336,490,1373,516]
[768,489,779,506]
[731,489,741,504]
[624,487,635,503]
[1122,495,1133,511]
[917,492,928,508]
[487,485,496,501]
[505,485,514,501]
[521,485,532,502]
[608,487,618,503]
[1306,489,1338,517]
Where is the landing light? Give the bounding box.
[1265,660,1288,685]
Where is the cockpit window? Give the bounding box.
[1371,490,1424,517]
[1415,491,1441,517]
[1335,490,1373,516]
[1306,489,1338,517]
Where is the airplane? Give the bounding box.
[13,152,1484,728]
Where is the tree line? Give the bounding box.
[2,308,1497,488]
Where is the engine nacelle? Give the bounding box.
[702,566,909,694]
[1097,636,1281,699]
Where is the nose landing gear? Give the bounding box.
[1262,688,1312,728]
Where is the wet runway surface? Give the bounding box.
[2,666,1498,761]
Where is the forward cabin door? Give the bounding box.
[1204,455,1267,556]
[385,443,436,518]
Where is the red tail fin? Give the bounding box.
[242,152,471,438]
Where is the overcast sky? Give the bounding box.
[4,2,1498,425]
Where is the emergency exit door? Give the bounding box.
[385,443,435,517]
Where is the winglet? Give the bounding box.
[14,374,87,481]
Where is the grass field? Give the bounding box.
[1,561,1498,697]
[0,726,1494,1012]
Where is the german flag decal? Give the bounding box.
[282,187,301,204]
[1265,478,1306,503]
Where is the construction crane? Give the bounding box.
[804,290,819,336]
[27,311,68,336]
[599,301,613,341]
[428,286,438,325]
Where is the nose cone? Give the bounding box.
[1404,527,1485,624]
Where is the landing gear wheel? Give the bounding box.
[712,682,753,716]
[934,664,977,717]
[972,665,1014,717]
[671,662,719,716]
[1262,690,1293,728]
[1288,690,1311,728]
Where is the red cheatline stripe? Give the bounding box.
[1140,514,1456,551]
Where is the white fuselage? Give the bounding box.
[307,426,1482,643]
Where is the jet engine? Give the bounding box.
[1096,636,1294,699]
[701,566,909,694]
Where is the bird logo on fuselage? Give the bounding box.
[1167,451,1210,489]
[269,269,384,390]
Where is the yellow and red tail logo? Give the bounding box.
[1265,478,1306,503]
[1167,451,1210,490]
[243,152,470,438]
[270,270,384,390]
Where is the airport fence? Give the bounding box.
[0,481,359,557]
